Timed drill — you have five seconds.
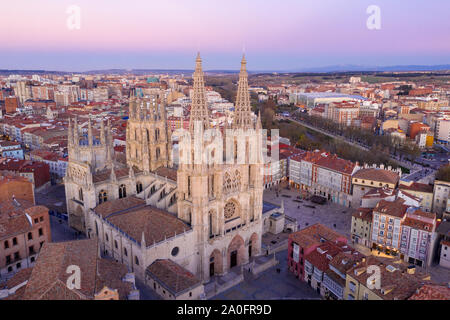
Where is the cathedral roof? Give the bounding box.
[94,196,146,218]
[92,166,141,183]
[146,259,202,296]
[94,197,190,246]
[153,166,177,182]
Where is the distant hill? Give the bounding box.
[0,64,449,75]
[289,64,450,73]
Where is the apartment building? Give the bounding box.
[435,118,450,144]
[325,101,360,126]
[0,158,50,190]
[399,181,434,212]
[322,251,366,300]
[1,239,139,300]
[352,166,401,208]
[0,202,51,280]
[433,180,450,215]
[303,241,364,298]
[288,223,347,282]
[371,199,408,256]
[439,240,450,269]
[399,208,437,267]
[351,208,373,247]
[0,141,24,160]
[289,150,358,206]
[344,256,431,300]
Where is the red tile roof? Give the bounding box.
[399,181,433,193]
[352,208,373,222]
[409,284,450,300]
[373,199,408,218]
[94,197,191,245]
[289,223,346,249]
[353,168,400,185]
[20,239,133,300]
[146,259,202,296]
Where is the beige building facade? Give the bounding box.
[64,54,266,290]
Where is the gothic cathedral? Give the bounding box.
[64,54,265,283]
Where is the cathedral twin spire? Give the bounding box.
[189,53,258,132]
[189,53,210,133]
[233,54,253,130]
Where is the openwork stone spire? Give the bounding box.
[189,53,210,133]
[233,54,253,129]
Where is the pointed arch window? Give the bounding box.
[136,181,143,194]
[159,188,166,200]
[224,172,232,192]
[79,188,83,201]
[209,174,214,196]
[119,184,127,199]
[98,190,108,204]
[208,210,215,237]
[169,194,176,206]
[234,170,241,190]
[187,176,191,197]
[156,147,160,160]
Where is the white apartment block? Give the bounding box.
[435,118,450,144]
[433,180,450,215]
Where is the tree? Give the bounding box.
[435,165,450,182]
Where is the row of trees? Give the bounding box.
[256,99,402,169]
[298,114,421,161]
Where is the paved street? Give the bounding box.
[135,278,161,300]
[35,183,67,215]
[49,215,85,242]
[427,263,450,284]
[264,184,352,238]
[402,167,436,184]
[213,250,320,300]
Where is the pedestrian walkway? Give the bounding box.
[212,251,320,300]
[49,215,86,242]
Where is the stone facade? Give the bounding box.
[64,54,265,288]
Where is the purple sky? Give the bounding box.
[1,0,449,71]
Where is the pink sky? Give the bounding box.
[1,0,449,70]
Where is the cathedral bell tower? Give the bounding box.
[65,116,114,231]
[126,94,172,172]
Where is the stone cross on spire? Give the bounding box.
[233,54,253,129]
[189,53,210,133]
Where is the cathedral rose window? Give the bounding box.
[224,202,236,220]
